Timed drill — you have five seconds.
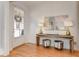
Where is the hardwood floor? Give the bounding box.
[9,43,79,57]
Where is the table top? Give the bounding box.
[36,34,73,39]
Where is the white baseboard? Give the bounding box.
[0,49,9,56]
[0,49,4,55]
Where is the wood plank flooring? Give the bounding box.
[9,43,79,57]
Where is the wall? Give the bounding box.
[0,2,5,54]
[9,2,31,50]
[28,1,79,50]
[0,1,31,55]
[0,1,10,55]
[0,2,5,49]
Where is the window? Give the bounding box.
[14,8,24,37]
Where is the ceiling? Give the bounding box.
[11,1,68,6]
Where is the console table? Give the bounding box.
[36,34,74,52]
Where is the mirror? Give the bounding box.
[43,15,69,31]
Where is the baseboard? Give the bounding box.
[0,49,9,56]
[25,42,35,44]
[0,49,4,56]
[12,43,26,50]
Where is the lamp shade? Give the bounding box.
[38,18,45,26]
[38,23,43,27]
[64,21,73,27]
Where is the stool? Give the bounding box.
[54,40,63,50]
[42,39,51,48]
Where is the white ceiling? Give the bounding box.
[11,1,75,11]
[12,1,53,6]
[11,1,69,6]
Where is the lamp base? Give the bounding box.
[39,29,43,34]
[66,31,71,36]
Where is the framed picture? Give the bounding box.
[43,15,69,31]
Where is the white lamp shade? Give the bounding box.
[59,27,65,30]
[38,23,43,27]
[64,21,73,27]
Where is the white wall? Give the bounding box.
[0,2,31,55]
[9,2,31,50]
[0,1,10,55]
[27,1,79,50]
[0,2,5,49]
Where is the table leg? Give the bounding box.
[36,36,40,46]
[70,39,74,52]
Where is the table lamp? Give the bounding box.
[64,21,73,35]
[38,20,44,34]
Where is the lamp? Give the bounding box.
[64,21,73,35]
[38,20,44,34]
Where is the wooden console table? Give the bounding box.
[36,34,74,52]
